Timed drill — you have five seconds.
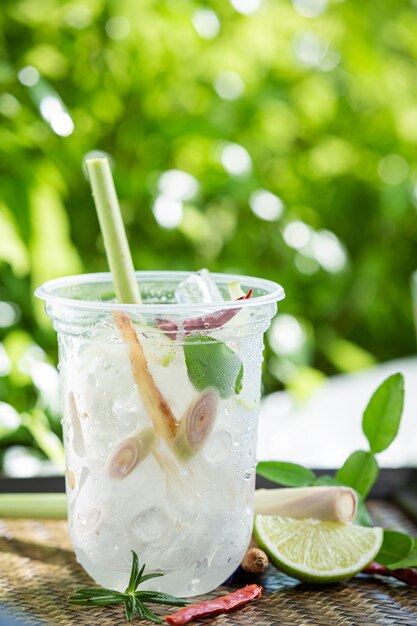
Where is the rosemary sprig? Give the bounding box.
[68,551,189,623]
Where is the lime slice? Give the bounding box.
[254,515,383,583]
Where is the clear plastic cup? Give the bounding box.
[35,271,284,596]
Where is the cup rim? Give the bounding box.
[35,271,285,314]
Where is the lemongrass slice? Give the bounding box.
[175,390,218,461]
[67,470,76,491]
[68,391,85,457]
[113,311,178,443]
[227,281,246,300]
[78,505,102,533]
[254,486,358,524]
[107,426,156,479]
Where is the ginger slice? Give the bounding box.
[113,310,178,443]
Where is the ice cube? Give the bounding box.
[130,506,172,544]
[68,343,147,458]
[175,269,224,304]
[204,430,233,466]
[209,513,252,570]
[160,518,211,572]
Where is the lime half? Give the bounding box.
[254,515,383,583]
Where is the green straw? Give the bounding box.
[85,156,142,304]
[0,493,67,519]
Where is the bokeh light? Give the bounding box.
[17,66,39,87]
[378,154,409,185]
[283,221,312,250]
[192,8,221,39]
[230,0,263,15]
[219,143,252,177]
[39,95,74,137]
[106,16,131,41]
[0,302,20,328]
[250,190,284,221]
[292,0,328,18]
[269,314,307,356]
[214,72,245,101]
[158,170,199,201]
[153,196,183,229]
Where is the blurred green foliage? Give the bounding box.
[1,0,417,474]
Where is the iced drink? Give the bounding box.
[36,270,284,596]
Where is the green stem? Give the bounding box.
[0,493,67,519]
[85,157,142,304]
[22,410,66,473]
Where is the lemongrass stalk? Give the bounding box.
[0,493,67,519]
[85,157,142,304]
[254,486,357,524]
[86,156,178,448]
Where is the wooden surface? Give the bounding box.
[0,501,416,625]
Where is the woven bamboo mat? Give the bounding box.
[0,501,416,626]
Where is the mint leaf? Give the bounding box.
[336,450,378,498]
[362,372,404,453]
[257,461,316,487]
[376,530,414,567]
[184,336,243,399]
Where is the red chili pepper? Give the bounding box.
[238,288,253,300]
[363,561,417,586]
[157,289,253,339]
[164,584,263,625]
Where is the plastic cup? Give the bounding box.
[36,271,284,596]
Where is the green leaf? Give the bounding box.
[124,597,134,621]
[127,550,140,592]
[235,363,244,395]
[362,373,404,453]
[376,529,414,567]
[354,496,373,527]
[68,592,124,605]
[184,336,243,399]
[389,544,417,569]
[137,591,189,607]
[138,572,165,584]
[67,552,186,620]
[70,588,124,598]
[141,603,164,624]
[133,597,145,619]
[257,461,316,487]
[336,450,378,498]
[314,475,342,487]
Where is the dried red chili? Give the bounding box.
[164,584,263,625]
[363,561,417,586]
